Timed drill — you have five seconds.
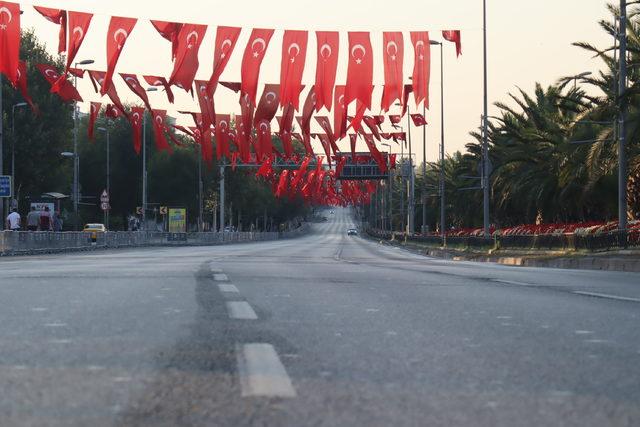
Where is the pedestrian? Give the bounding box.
[26,206,40,231]
[5,208,21,231]
[39,206,53,231]
[52,211,63,232]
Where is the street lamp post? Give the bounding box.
[482,0,490,238]
[142,87,158,231]
[618,0,628,237]
[72,59,94,230]
[11,102,28,209]
[382,142,392,232]
[98,126,110,228]
[431,40,446,240]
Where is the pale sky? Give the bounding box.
[19,0,613,161]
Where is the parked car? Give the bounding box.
[83,223,106,242]
[347,228,358,236]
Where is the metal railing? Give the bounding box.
[0,224,310,256]
[367,228,640,252]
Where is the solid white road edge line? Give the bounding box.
[237,343,297,398]
[573,291,640,303]
[226,301,258,320]
[218,284,240,293]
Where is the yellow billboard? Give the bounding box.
[168,208,187,233]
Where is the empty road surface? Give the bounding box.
[1,207,639,426]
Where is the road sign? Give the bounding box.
[136,207,143,215]
[159,206,168,215]
[101,202,110,211]
[0,176,11,198]
[100,189,109,203]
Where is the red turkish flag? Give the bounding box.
[207,26,241,94]
[275,169,290,198]
[0,1,20,84]
[143,75,175,104]
[36,63,82,102]
[254,84,280,127]
[239,92,255,136]
[256,120,273,160]
[410,113,428,126]
[151,109,173,153]
[235,119,251,163]
[345,32,373,109]
[130,106,144,154]
[150,21,182,60]
[121,73,151,110]
[363,115,382,141]
[63,11,92,72]
[443,30,462,57]
[315,134,333,162]
[34,6,66,53]
[194,79,215,131]
[389,114,402,126]
[88,101,101,141]
[88,70,127,117]
[105,104,120,119]
[280,30,307,109]
[276,104,295,158]
[215,114,231,160]
[401,83,413,117]
[362,134,387,173]
[169,24,208,91]
[381,32,404,112]
[314,31,339,112]
[411,31,431,108]
[241,28,274,105]
[315,117,338,154]
[102,17,137,96]
[15,61,36,113]
[333,85,347,140]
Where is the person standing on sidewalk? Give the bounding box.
[26,206,40,231]
[5,208,21,231]
[39,206,53,231]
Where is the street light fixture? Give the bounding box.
[97,126,110,229]
[142,87,158,231]
[10,102,28,209]
[70,59,94,230]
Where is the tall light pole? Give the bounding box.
[143,87,158,231]
[98,126,110,228]
[382,143,393,232]
[72,59,94,230]
[1,74,4,228]
[11,102,28,209]
[431,40,446,240]
[482,0,490,238]
[197,142,203,232]
[618,0,628,236]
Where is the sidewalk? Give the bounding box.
[375,236,640,273]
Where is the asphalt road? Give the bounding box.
[1,207,640,426]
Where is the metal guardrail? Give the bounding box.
[367,228,640,252]
[0,224,310,256]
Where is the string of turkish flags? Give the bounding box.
[0,0,461,185]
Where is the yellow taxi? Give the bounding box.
[83,223,107,242]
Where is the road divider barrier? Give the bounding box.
[0,224,310,256]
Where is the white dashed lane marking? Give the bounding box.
[237,343,297,398]
[226,301,258,320]
[213,273,229,281]
[573,291,640,303]
[218,284,239,293]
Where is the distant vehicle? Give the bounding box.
[223,226,236,232]
[330,210,335,214]
[347,228,358,236]
[83,223,106,243]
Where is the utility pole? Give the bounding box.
[219,164,225,232]
[618,0,628,237]
[142,112,147,230]
[482,0,491,238]
[0,75,4,229]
